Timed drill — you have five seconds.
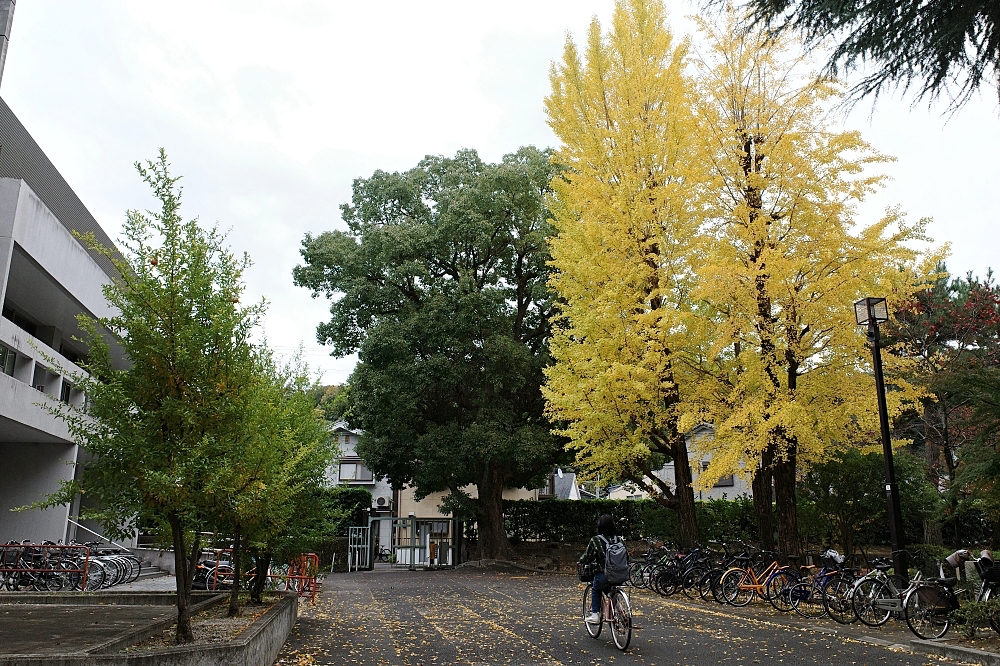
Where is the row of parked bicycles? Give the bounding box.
[0,541,142,591]
[626,539,1000,640]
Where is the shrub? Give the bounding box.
[950,598,1000,638]
[503,496,756,543]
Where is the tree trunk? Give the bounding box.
[752,446,775,551]
[773,443,799,556]
[923,408,944,546]
[250,550,271,604]
[669,435,699,548]
[840,519,854,559]
[477,464,512,560]
[169,512,200,644]
[228,524,242,617]
[924,519,943,546]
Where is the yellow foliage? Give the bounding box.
[684,15,941,487]
[543,2,944,493]
[543,0,700,486]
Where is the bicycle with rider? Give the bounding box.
[580,513,619,624]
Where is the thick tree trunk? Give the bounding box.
[669,436,699,548]
[228,524,242,617]
[773,443,799,556]
[250,550,270,604]
[752,446,775,551]
[477,464,513,560]
[169,512,200,644]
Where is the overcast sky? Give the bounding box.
[3,1,997,384]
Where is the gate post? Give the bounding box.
[408,512,416,571]
[367,515,376,571]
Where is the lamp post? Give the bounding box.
[854,297,907,577]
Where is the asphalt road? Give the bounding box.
[274,566,950,666]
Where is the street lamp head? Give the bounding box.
[854,297,889,326]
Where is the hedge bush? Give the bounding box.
[503,496,757,543]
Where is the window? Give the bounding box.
[701,461,735,488]
[0,343,14,376]
[2,307,36,337]
[60,381,72,404]
[339,462,373,482]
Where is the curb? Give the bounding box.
[910,639,1000,666]
[457,559,574,576]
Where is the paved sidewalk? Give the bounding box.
[274,567,949,666]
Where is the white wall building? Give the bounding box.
[0,96,126,544]
[326,421,394,546]
[656,423,752,501]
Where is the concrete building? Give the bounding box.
[0,47,126,541]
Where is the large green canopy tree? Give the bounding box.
[293,147,563,560]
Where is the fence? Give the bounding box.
[0,543,91,591]
[205,549,319,603]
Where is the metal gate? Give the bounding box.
[365,516,463,571]
[347,526,370,572]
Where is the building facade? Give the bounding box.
[0,97,126,544]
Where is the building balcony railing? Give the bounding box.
[0,314,88,409]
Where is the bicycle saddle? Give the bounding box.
[786,555,800,563]
[928,577,957,586]
[873,563,892,572]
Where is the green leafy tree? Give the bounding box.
[887,268,1000,543]
[307,383,351,422]
[46,151,266,642]
[799,448,941,554]
[293,147,563,559]
[952,369,1000,545]
[211,354,334,616]
[730,0,1000,108]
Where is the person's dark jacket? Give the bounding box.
[579,535,610,570]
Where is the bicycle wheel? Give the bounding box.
[654,568,679,597]
[681,567,706,600]
[628,562,644,588]
[823,576,857,624]
[789,581,826,619]
[765,570,799,612]
[722,569,755,607]
[904,585,951,640]
[43,570,65,592]
[85,561,106,591]
[582,584,602,638]
[711,570,729,604]
[853,578,892,627]
[609,589,633,651]
[698,570,719,601]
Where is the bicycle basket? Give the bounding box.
[578,562,599,583]
[976,559,1000,583]
[917,585,959,611]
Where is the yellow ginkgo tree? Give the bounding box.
[684,15,940,554]
[543,0,704,544]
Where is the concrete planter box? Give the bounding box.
[0,592,298,666]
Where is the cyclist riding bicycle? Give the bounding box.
[580,514,620,624]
